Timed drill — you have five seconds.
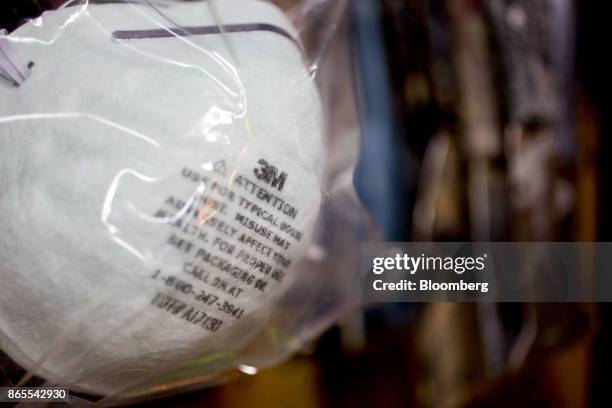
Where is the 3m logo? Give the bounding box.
[253,159,287,192]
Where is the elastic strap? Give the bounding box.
[0,30,33,87]
[112,23,301,49]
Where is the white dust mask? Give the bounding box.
[0,0,323,395]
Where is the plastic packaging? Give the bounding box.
[0,0,370,403]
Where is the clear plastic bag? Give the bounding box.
[0,0,371,403]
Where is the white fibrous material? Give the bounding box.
[0,0,323,395]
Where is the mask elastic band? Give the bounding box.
[0,30,33,87]
[112,23,300,49]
